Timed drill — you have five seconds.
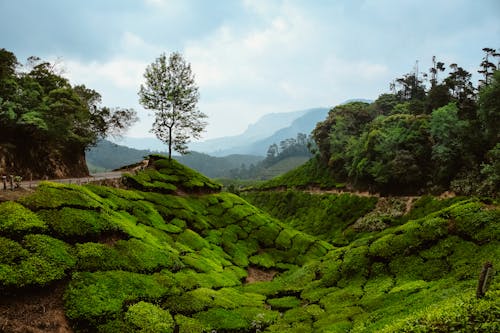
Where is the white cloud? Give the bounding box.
[64,58,146,89]
[182,1,389,137]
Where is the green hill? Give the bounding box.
[0,155,498,332]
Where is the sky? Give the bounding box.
[1,0,499,141]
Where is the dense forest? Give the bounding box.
[311,49,499,196]
[0,48,136,178]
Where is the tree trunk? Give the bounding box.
[168,128,172,160]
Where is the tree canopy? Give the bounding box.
[0,48,137,151]
[312,48,500,196]
[139,52,207,159]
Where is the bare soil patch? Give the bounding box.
[0,281,72,333]
[245,266,277,284]
[0,188,34,202]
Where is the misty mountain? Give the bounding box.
[188,108,314,154]
[112,107,326,155]
[208,107,329,156]
[86,140,263,178]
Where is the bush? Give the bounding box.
[125,301,174,333]
[0,201,47,237]
[64,270,172,324]
[1,234,76,288]
[37,207,118,239]
[19,182,105,210]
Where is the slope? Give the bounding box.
[0,155,498,332]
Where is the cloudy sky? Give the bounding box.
[1,0,499,140]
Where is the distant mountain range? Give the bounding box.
[86,140,264,178]
[112,107,330,156]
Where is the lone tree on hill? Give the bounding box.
[139,52,207,160]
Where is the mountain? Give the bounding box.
[188,108,313,154]
[239,107,329,156]
[203,107,329,156]
[110,136,167,152]
[86,140,263,178]
[113,107,328,156]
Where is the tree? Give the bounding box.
[477,70,500,147]
[429,103,473,185]
[478,47,498,87]
[139,52,207,159]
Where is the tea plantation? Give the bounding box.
[0,156,498,332]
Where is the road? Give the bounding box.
[10,171,125,190]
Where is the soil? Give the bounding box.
[0,188,34,202]
[245,266,277,284]
[0,281,72,333]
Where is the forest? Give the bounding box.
[310,49,499,196]
[0,48,136,178]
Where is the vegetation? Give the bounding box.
[255,157,342,190]
[242,190,377,245]
[0,48,137,178]
[311,49,500,196]
[229,133,314,180]
[0,155,498,332]
[139,52,206,159]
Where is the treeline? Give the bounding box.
[0,48,137,176]
[229,133,313,179]
[312,48,499,195]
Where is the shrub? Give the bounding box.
[19,182,104,210]
[174,314,207,333]
[64,270,172,324]
[37,207,117,238]
[125,301,174,333]
[75,239,180,272]
[0,237,28,265]
[0,201,47,237]
[176,229,209,251]
[267,296,301,310]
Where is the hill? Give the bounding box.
[208,107,329,156]
[86,140,264,178]
[0,155,498,332]
[113,107,329,156]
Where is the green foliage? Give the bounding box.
[139,52,206,159]
[0,201,47,237]
[176,229,209,251]
[75,239,180,272]
[0,234,75,288]
[296,58,498,195]
[124,155,221,193]
[267,296,301,310]
[257,157,341,189]
[125,301,174,333]
[478,70,500,147]
[37,207,117,239]
[64,270,172,324]
[242,190,377,242]
[0,49,136,177]
[430,103,474,185]
[379,292,500,332]
[19,182,105,210]
[1,152,499,333]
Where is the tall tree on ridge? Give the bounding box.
[139,52,207,160]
